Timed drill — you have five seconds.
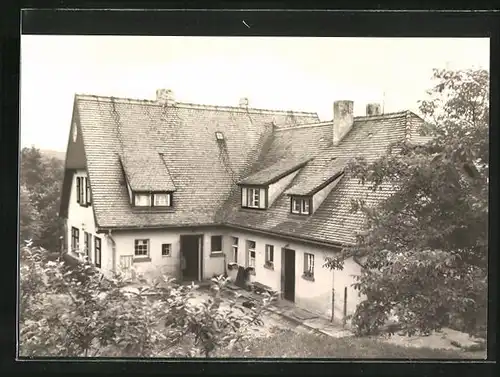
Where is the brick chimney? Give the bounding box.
[366,103,382,116]
[333,100,354,146]
[239,97,249,108]
[156,89,176,106]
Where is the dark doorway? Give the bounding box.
[283,248,295,302]
[180,235,202,282]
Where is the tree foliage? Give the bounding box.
[325,68,489,337]
[19,242,273,358]
[20,147,65,251]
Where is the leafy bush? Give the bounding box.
[19,242,273,358]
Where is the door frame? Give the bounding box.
[180,234,204,281]
[281,247,296,302]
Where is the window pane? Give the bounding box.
[248,240,256,250]
[211,235,222,252]
[302,199,310,213]
[232,237,238,246]
[135,194,151,206]
[162,243,171,256]
[134,239,149,256]
[154,193,170,206]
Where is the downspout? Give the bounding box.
[107,230,117,274]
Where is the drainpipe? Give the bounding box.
[107,230,117,274]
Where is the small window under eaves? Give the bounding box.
[215,131,224,140]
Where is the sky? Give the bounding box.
[20,36,489,151]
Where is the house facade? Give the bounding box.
[59,90,428,322]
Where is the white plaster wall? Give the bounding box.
[268,170,299,207]
[222,228,362,319]
[66,169,109,269]
[332,256,366,323]
[111,227,228,281]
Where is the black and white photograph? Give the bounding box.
[18,33,489,359]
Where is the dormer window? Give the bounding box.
[133,192,173,208]
[290,196,311,215]
[241,186,267,209]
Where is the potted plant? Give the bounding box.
[264,260,274,270]
[302,270,314,281]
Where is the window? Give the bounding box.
[247,240,256,268]
[135,194,152,206]
[71,227,79,252]
[304,253,315,279]
[154,193,170,207]
[291,197,311,215]
[162,243,172,257]
[134,192,173,207]
[241,187,266,209]
[84,232,92,260]
[76,176,90,206]
[134,239,149,257]
[211,235,223,254]
[94,237,101,268]
[232,237,238,263]
[265,245,274,268]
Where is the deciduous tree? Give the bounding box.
[325,68,489,337]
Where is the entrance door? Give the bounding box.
[180,235,201,282]
[283,248,295,302]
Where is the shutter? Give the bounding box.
[76,177,81,203]
[86,178,91,204]
[241,187,247,207]
[259,188,266,209]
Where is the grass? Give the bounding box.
[219,328,486,359]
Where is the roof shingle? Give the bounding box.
[65,93,425,246]
[72,95,318,229]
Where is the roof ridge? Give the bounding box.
[273,110,416,133]
[74,93,318,117]
[353,110,411,121]
[273,121,332,132]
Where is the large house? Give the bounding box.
[59,89,428,322]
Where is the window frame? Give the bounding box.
[86,178,92,205]
[154,193,171,207]
[247,240,256,269]
[84,231,92,260]
[161,243,172,257]
[232,237,238,264]
[134,239,150,259]
[241,186,267,210]
[303,252,315,280]
[210,235,223,254]
[133,192,173,208]
[290,196,311,215]
[94,237,101,268]
[264,244,274,269]
[71,227,79,252]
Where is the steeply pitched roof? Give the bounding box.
[238,156,310,186]
[120,152,176,192]
[285,155,347,196]
[64,94,319,228]
[62,91,426,247]
[223,111,421,245]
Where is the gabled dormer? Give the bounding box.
[238,158,310,210]
[119,152,177,209]
[285,157,346,216]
